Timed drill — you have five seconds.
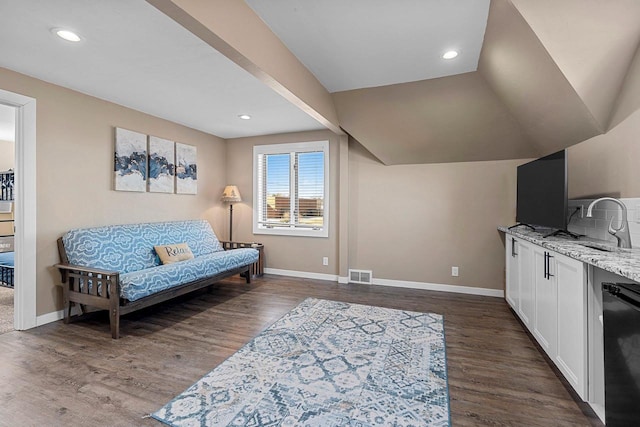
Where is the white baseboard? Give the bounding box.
[36,305,81,327]
[36,309,64,326]
[264,268,339,282]
[371,277,504,298]
[33,270,341,327]
[33,273,502,327]
[264,268,504,298]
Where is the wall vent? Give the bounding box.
[349,269,373,284]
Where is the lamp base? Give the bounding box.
[229,203,234,242]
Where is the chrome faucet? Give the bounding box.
[586,197,632,248]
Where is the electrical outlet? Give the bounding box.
[451,266,459,277]
[322,257,329,266]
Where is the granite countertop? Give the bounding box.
[498,226,640,283]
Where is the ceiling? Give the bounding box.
[0,0,489,141]
[0,0,324,139]
[1,0,640,165]
[332,0,640,164]
[245,0,490,92]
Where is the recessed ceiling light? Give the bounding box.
[442,50,459,60]
[238,114,251,120]
[52,28,81,42]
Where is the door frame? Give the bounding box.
[0,88,37,330]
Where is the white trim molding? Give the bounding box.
[264,268,338,282]
[0,89,37,331]
[264,268,504,298]
[34,270,504,328]
[36,310,64,327]
[371,277,504,298]
[36,305,81,327]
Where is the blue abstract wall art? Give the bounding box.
[114,128,147,192]
[148,136,175,193]
[176,142,197,195]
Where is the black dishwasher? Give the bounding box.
[602,282,640,426]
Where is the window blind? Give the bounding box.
[253,141,329,237]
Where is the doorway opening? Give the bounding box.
[0,103,15,335]
[0,88,36,332]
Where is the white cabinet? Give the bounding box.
[555,252,587,400]
[505,236,534,328]
[531,246,587,398]
[505,235,519,309]
[517,241,534,328]
[504,234,587,400]
[533,245,557,358]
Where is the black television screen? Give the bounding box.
[516,150,567,230]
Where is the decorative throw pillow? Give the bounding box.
[154,243,194,265]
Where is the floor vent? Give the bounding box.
[349,269,373,284]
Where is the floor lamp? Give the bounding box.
[221,185,242,241]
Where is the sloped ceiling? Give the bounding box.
[511,0,640,131]
[609,40,640,129]
[331,0,640,164]
[241,0,640,165]
[3,1,638,165]
[245,0,490,92]
[0,0,330,139]
[477,0,604,157]
[147,0,342,134]
[333,72,536,164]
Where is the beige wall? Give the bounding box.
[478,0,602,156]
[0,67,228,316]
[226,130,342,275]
[0,139,14,171]
[348,140,525,290]
[511,0,640,131]
[333,72,537,165]
[568,109,640,199]
[610,41,640,130]
[226,130,525,291]
[2,8,637,318]
[568,43,640,199]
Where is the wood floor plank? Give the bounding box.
[0,275,601,426]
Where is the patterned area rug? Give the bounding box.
[153,298,450,426]
[0,286,13,335]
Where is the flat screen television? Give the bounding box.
[516,149,568,231]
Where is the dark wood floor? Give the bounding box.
[0,275,601,426]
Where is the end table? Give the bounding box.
[221,241,264,277]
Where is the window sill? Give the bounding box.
[253,227,328,238]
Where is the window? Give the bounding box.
[253,141,329,237]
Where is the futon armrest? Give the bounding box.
[220,241,262,250]
[55,263,119,276]
[55,263,120,300]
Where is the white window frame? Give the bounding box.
[253,141,329,238]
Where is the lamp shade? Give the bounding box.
[221,185,242,203]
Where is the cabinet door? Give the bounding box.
[517,241,534,328]
[505,236,519,310]
[533,246,557,358]
[555,253,587,400]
